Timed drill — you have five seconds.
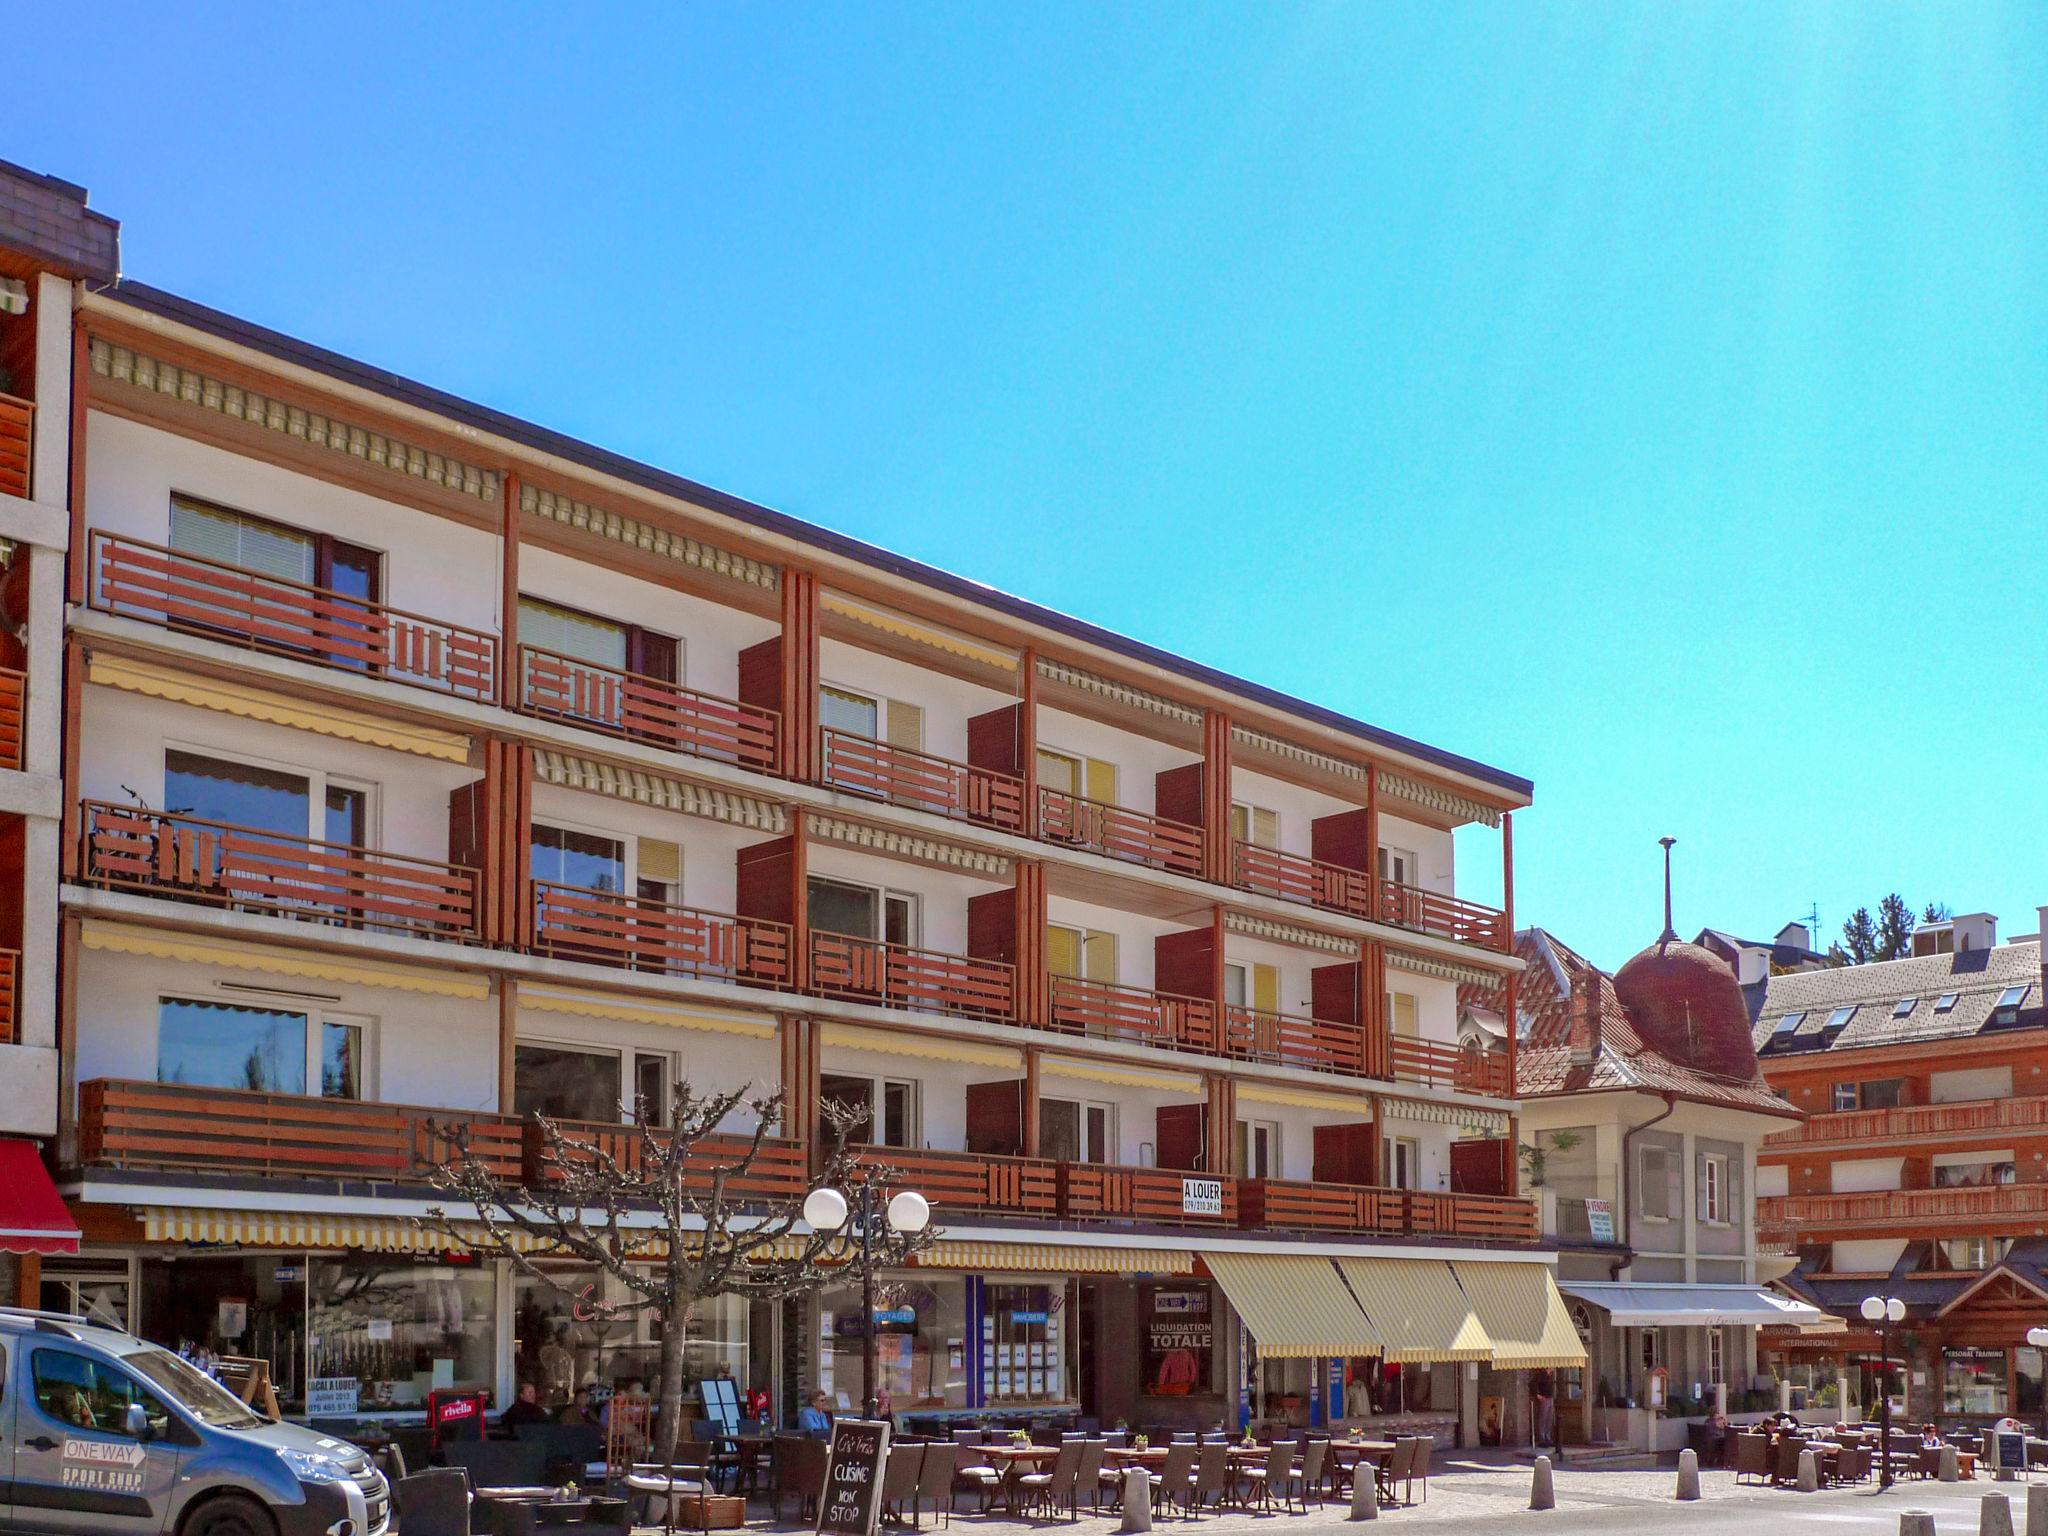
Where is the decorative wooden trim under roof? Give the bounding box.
[1035,656,1203,726]
[522,482,779,592]
[805,812,1013,878]
[532,747,787,833]
[1223,909,1356,957]
[90,337,501,505]
[1389,949,1502,989]
[1231,724,1501,828]
[1383,1096,1508,1133]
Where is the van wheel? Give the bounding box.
[182,1494,276,1536]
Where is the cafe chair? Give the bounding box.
[1016,1440,1084,1520]
[1070,1440,1107,1513]
[1239,1440,1302,1514]
[1733,1433,1770,1485]
[1405,1436,1430,1504]
[1184,1441,1229,1514]
[914,1442,958,1529]
[881,1442,926,1526]
[950,1428,986,1447]
[448,1439,548,1492]
[1297,1439,1329,1506]
[773,1434,829,1522]
[393,1469,472,1536]
[1375,1439,1415,1506]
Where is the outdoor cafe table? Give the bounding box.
[981,1444,1061,1512]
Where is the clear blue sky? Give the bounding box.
[17,4,2047,968]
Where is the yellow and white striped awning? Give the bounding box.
[142,1208,559,1255]
[821,1023,1021,1069]
[521,982,776,1039]
[1335,1256,1493,1364]
[1039,1056,1204,1096]
[1203,1253,1382,1360]
[1451,1261,1586,1369]
[911,1240,1192,1276]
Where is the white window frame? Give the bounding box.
[807,874,920,948]
[1384,1135,1422,1191]
[1832,1082,1858,1112]
[1699,1152,1729,1226]
[1707,1329,1724,1385]
[1378,845,1419,888]
[159,989,378,1102]
[162,739,380,848]
[817,1071,921,1149]
[1229,800,1279,848]
[1235,1117,1282,1179]
[1639,1144,1673,1223]
[512,1035,684,1126]
[530,817,686,900]
[819,682,883,740]
[1040,1095,1116,1164]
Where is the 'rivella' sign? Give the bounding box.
[816,1417,891,1536]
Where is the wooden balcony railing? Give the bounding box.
[0,392,30,500]
[1047,976,1219,1053]
[0,948,16,1045]
[76,1078,522,1180]
[1760,1182,2048,1237]
[1037,788,1202,876]
[1762,1095,2048,1152]
[1388,1033,1511,1097]
[1378,879,1509,952]
[1062,1164,1238,1225]
[89,531,498,701]
[1224,1005,1368,1077]
[526,1121,808,1200]
[818,729,1026,834]
[1239,1179,1538,1243]
[1233,842,1373,920]
[531,881,793,987]
[0,664,23,771]
[853,1145,1060,1216]
[810,932,1014,1019]
[81,800,479,938]
[519,646,778,772]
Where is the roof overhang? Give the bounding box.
[1560,1281,1826,1328]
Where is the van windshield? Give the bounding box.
[124,1348,268,1430]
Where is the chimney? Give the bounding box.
[1568,969,1602,1067]
[2038,906,2047,998]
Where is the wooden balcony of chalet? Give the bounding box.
[1231,841,1509,953]
[1760,1182,2048,1242]
[1240,1178,1539,1243]
[818,728,1026,834]
[0,663,23,772]
[518,646,778,772]
[0,392,29,500]
[853,1146,1062,1217]
[88,531,498,701]
[1390,1033,1512,1097]
[530,880,793,987]
[525,1119,808,1199]
[0,949,17,1045]
[80,800,480,939]
[1047,975,1219,1054]
[1224,1004,1369,1077]
[1762,1095,2048,1153]
[809,931,1014,1020]
[1037,787,1202,876]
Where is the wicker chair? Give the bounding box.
[914,1442,958,1528]
[1733,1433,1770,1486]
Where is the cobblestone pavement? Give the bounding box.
[607,1455,2046,1535]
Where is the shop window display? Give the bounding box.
[984,1283,1067,1407]
[817,1278,969,1413]
[1141,1284,1213,1397]
[512,1266,749,1408]
[1942,1347,2009,1416]
[308,1257,497,1415]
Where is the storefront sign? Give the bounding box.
[307,1377,360,1416]
[817,1417,891,1536]
[872,1308,916,1324]
[1009,1311,1049,1324]
[273,1265,303,1283]
[1181,1178,1223,1216]
[1584,1199,1615,1243]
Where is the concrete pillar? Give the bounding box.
[1460,1362,1479,1450]
[1796,1449,1819,1492]
[1941,1446,1960,1483]
[1529,1456,1554,1511]
[1780,1379,1793,1413]
[1715,1381,1729,1419]
[1349,1468,1378,1520]
[1984,1491,2015,1536]
[1120,1468,1152,1532]
[1899,1514,1936,1536]
[1676,1448,1700,1501]
[2027,1483,2048,1536]
[1839,1371,1854,1425]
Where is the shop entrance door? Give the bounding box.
[38,1264,133,1332]
[1076,1283,1100,1421]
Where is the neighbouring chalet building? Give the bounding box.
[1478,924,1816,1450]
[1755,909,2048,1426]
[0,162,1583,1436]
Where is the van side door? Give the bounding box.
[0,1337,16,1531]
[8,1345,181,1535]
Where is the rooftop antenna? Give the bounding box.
[1806,901,1821,950]
[1658,836,1678,944]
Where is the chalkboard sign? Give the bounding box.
[1997,1431,2026,1474]
[817,1417,891,1536]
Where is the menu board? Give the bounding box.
[817,1417,891,1536]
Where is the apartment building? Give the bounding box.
[2,162,1572,1438]
[1754,910,2048,1428]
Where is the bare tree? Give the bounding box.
[419,1082,931,1481]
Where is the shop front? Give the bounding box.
[510,1263,766,1413]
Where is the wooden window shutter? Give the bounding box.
[638,838,681,886]
[1252,963,1280,1015]
[1045,925,1082,979]
[1229,804,1249,843]
[1084,758,1118,806]
[1252,806,1280,849]
[886,700,925,751]
[1084,930,1119,985]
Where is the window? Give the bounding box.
[1935,994,1959,1013]
[817,1073,917,1148]
[1377,846,1418,888]
[819,685,924,751]
[1939,1236,2011,1271]
[519,596,678,681]
[1224,962,1280,1015]
[1772,1012,1806,1036]
[1386,992,1420,1037]
[1639,1330,1660,1373]
[1041,1098,1114,1163]
[808,878,916,947]
[1934,1159,2016,1189]
[1995,986,2029,1017]
[164,749,370,847]
[1229,802,1279,849]
[1698,1153,1729,1224]
[1943,1348,2009,1415]
[1860,1079,1904,1109]
[31,1348,172,1439]
[1045,924,1116,983]
[1832,1083,1857,1112]
[1707,1329,1725,1385]
[1383,1136,1421,1190]
[1235,1119,1281,1179]
[1892,998,1917,1018]
[530,824,625,894]
[1037,748,1117,806]
[514,1042,624,1123]
[1824,1006,1857,1030]
[172,496,379,602]
[1639,1145,1673,1221]
[157,997,368,1100]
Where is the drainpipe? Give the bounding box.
[1613,1091,1680,1447]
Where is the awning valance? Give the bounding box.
[142,1207,556,1254]
[1335,1257,1492,1363]
[0,1142,79,1256]
[914,1240,1192,1276]
[1560,1282,1827,1328]
[1204,1253,1382,1360]
[821,1023,1021,1069]
[1451,1261,1586,1369]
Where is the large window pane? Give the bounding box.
[520,598,629,670]
[165,751,310,837]
[530,825,625,893]
[820,687,879,739]
[515,1043,623,1122]
[808,878,876,939]
[158,998,308,1095]
[320,1022,364,1100]
[817,1276,968,1412]
[1942,1348,2009,1415]
[310,1257,497,1411]
[819,1073,874,1146]
[515,1267,747,1406]
[324,785,367,849]
[171,498,315,585]
[986,1283,1067,1407]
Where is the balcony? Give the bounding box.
[1389,1033,1510,1097]
[1760,1183,2048,1239]
[531,880,793,986]
[855,1146,1061,1216]
[1378,879,1509,952]
[818,729,1025,834]
[1763,1095,2048,1153]
[88,531,498,701]
[1063,1164,1239,1226]
[1233,842,1372,920]
[1224,1005,1368,1077]
[1038,788,1202,877]
[1047,976,1219,1053]
[1240,1178,1539,1243]
[77,1078,522,1180]
[81,801,480,939]
[0,948,16,1044]
[0,391,29,500]
[810,932,1014,1020]
[525,1120,807,1200]
[0,663,22,771]
[518,646,778,772]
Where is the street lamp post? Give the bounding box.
[1861,1294,1907,1490]
[804,1183,932,1421]
[2027,1326,2048,1445]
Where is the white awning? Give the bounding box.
[1559,1283,1826,1328]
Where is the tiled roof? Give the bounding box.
[1752,940,2042,1057]
[1501,928,1800,1118]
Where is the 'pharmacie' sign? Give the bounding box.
[1181,1177,1223,1216]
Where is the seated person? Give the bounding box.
[798,1392,833,1438]
[499,1380,549,1432]
[1922,1424,1944,1448]
[556,1385,598,1427]
[53,1383,98,1429]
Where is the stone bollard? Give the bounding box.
[1120,1467,1152,1534]
[2028,1483,2048,1536]
[1900,1513,1937,1536]
[1675,1448,1701,1501]
[1530,1455,1555,1511]
[1942,1445,1962,1483]
[1796,1448,1820,1493]
[1349,1467,1379,1521]
[1984,1491,2016,1536]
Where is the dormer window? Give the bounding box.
[1772,1012,1806,1037]
[1992,986,2029,1022]
[1935,994,1959,1013]
[1892,998,1916,1018]
[1824,1006,1856,1031]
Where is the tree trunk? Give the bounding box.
[655,1297,695,1491]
